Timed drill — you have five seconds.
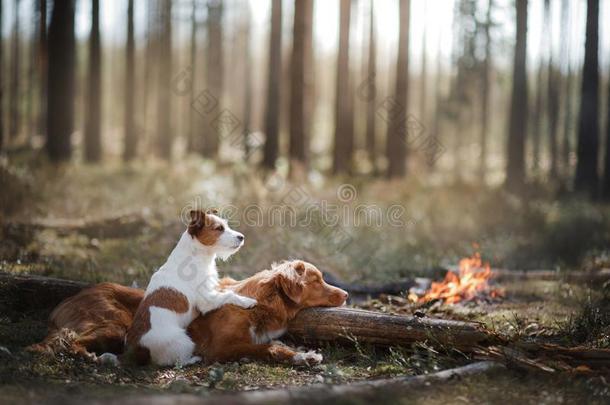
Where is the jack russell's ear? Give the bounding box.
[276,271,304,304]
[188,209,205,236]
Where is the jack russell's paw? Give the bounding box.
[292,351,323,366]
[235,296,257,309]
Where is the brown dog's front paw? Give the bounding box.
[292,351,323,366]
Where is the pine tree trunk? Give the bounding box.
[505,0,528,192]
[9,0,20,141]
[156,0,172,160]
[186,0,197,152]
[25,5,36,144]
[479,0,492,183]
[242,3,253,161]
[574,0,600,196]
[386,0,410,179]
[333,0,353,175]
[560,0,572,184]
[419,4,427,127]
[0,0,4,152]
[46,0,76,162]
[142,0,156,154]
[365,0,377,174]
[531,0,549,174]
[84,0,102,162]
[602,73,610,199]
[262,0,282,169]
[37,0,47,139]
[203,0,223,158]
[123,0,136,161]
[289,0,313,171]
[546,0,559,181]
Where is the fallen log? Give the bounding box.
[287,307,496,349]
[2,212,148,240]
[1,273,496,350]
[0,272,88,314]
[86,361,505,405]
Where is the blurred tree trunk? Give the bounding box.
[574,0,600,196]
[560,0,572,184]
[123,0,136,161]
[242,2,252,161]
[186,0,197,152]
[37,0,47,139]
[429,30,443,171]
[262,0,282,169]
[505,0,528,192]
[203,0,223,158]
[84,0,102,162]
[604,76,610,199]
[419,4,427,127]
[603,73,610,199]
[547,0,559,181]
[289,0,313,172]
[142,0,156,153]
[46,0,75,162]
[0,0,4,152]
[386,0,410,179]
[365,0,377,174]
[479,0,492,183]
[531,0,549,174]
[156,0,172,160]
[333,0,353,175]
[9,0,20,141]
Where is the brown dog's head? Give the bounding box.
[272,260,348,308]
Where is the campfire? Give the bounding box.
[409,252,503,304]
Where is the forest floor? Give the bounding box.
[1,154,609,403]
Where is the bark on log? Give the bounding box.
[0,272,88,314]
[288,307,496,349]
[85,361,505,405]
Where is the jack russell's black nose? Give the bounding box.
[237,234,245,242]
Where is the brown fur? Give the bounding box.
[27,283,144,357]
[187,209,224,246]
[188,260,348,364]
[125,287,191,365]
[31,261,347,366]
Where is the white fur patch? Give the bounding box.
[249,327,287,345]
[292,351,323,366]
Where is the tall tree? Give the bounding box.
[25,1,36,143]
[365,0,377,173]
[333,0,353,175]
[203,0,223,158]
[604,76,610,199]
[289,0,313,171]
[123,0,136,161]
[386,0,410,179]
[262,0,282,169]
[186,0,197,151]
[241,2,253,161]
[9,0,20,140]
[419,2,427,124]
[84,0,102,162]
[531,0,549,173]
[547,0,560,180]
[505,0,528,191]
[560,0,572,181]
[37,0,47,138]
[46,0,76,161]
[156,0,172,159]
[0,0,4,152]
[574,0,600,195]
[479,0,493,182]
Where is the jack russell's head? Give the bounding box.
[187,209,244,259]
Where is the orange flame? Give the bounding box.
[412,253,503,304]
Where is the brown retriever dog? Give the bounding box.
[29,260,348,366]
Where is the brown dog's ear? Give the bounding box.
[276,271,304,304]
[188,210,205,236]
[293,261,306,275]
